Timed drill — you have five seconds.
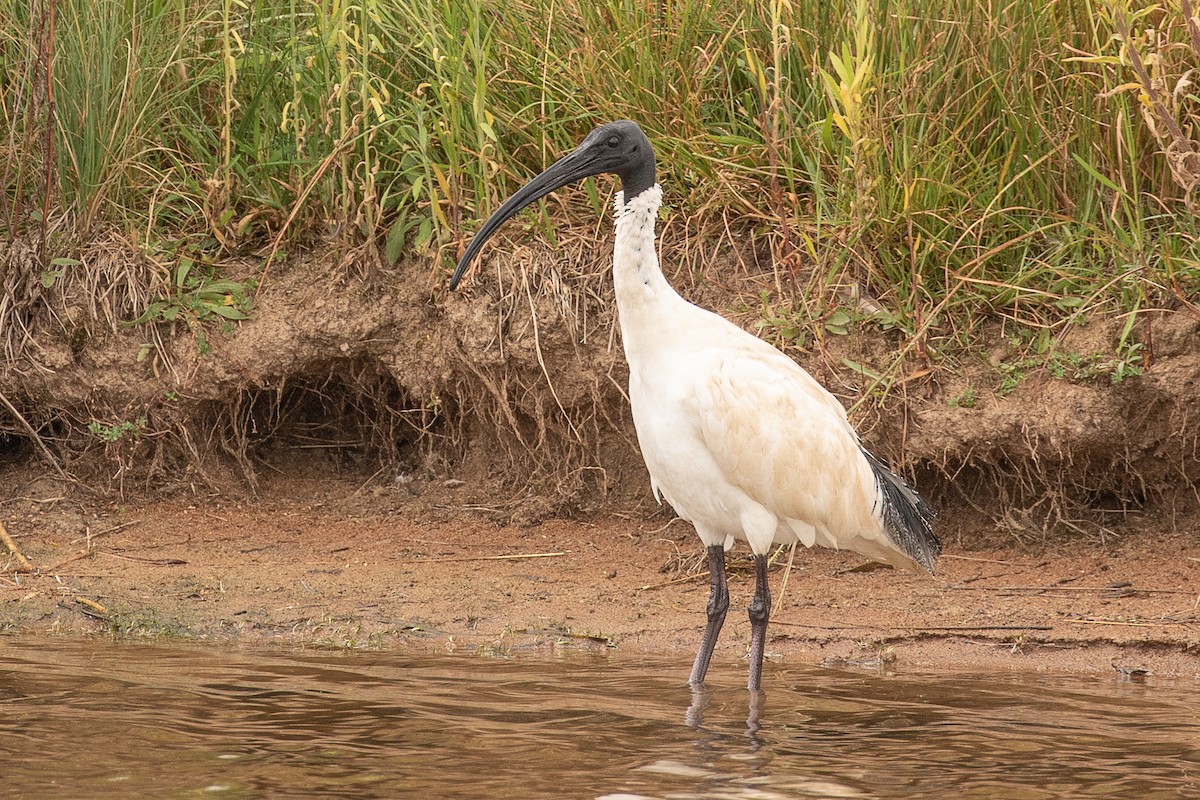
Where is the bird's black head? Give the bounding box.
[449,120,656,289]
[573,119,657,199]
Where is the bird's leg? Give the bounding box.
[688,544,729,687]
[685,683,711,729]
[747,553,771,692]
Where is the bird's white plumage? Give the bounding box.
[612,187,926,573]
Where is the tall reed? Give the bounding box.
[0,0,1194,342]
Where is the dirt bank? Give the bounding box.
[3,248,1200,531]
[3,471,1197,678]
[2,245,1199,678]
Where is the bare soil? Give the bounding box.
[3,470,1198,679]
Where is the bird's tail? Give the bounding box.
[861,448,940,573]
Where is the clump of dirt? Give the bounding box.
[1,240,1199,536]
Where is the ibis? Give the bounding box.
[449,120,939,692]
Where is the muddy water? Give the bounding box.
[1,639,1197,799]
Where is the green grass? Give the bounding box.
[1,0,1197,354]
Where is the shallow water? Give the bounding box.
[1,638,1197,799]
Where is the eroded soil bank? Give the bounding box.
[3,471,1198,679]
[4,251,1200,530]
[2,250,1200,678]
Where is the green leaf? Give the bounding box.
[414,217,433,251]
[176,257,193,289]
[825,309,853,335]
[208,304,249,320]
[198,280,246,295]
[711,134,759,147]
[1071,152,1125,196]
[842,358,883,382]
[385,215,408,265]
[127,301,169,325]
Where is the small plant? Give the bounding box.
[1102,2,1200,203]
[1097,342,1145,384]
[995,345,1144,395]
[995,360,1030,396]
[757,289,909,349]
[824,305,903,337]
[39,257,82,289]
[824,308,854,336]
[124,238,253,361]
[129,254,252,327]
[948,388,977,409]
[756,290,809,348]
[88,417,147,443]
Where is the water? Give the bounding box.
[1,638,1197,799]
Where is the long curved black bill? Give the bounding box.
[448,149,597,290]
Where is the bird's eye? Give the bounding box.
[606,136,619,148]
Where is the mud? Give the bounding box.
[3,470,1197,678]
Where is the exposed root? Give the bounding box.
[0,387,66,479]
[0,518,33,572]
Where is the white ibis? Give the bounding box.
[449,120,939,692]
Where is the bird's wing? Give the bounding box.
[683,339,881,542]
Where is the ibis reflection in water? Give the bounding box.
[449,120,940,693]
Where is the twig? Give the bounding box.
[351,464,390,496]
[39,0,56,266]
[395,551,566,565]
[771,620,1053,632]
[74,595,108,614]
[1184,0,1200,57]
[0,495,66,507]
[939,554,1012,565]
[637,573,706,591]
[557,630,616,646]
[44,551,93,571]
[59,600,107,622]
[255,123,359,298]
[911,624,1054,632]
[0,519,33,572]
[948,585,1195,595]
[772,541,797,614]
[0,389,68,479]
[97,551,187,566]
[1060,618,1189,628]
[520,263,583,442]
[437,504,505,514]
[71,519,142,545]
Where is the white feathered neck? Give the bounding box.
[611,185,675,306]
